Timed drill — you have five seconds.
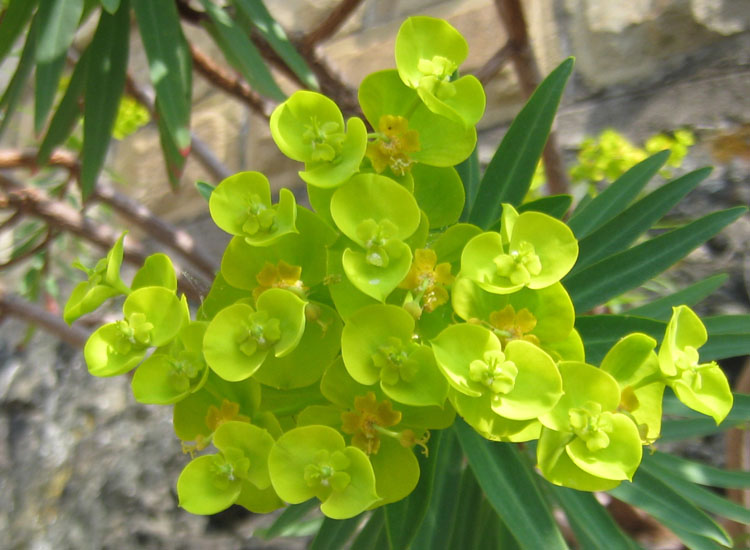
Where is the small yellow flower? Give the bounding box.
[341,392,402,455]
[205,399,251,432]
[254,260,307,300]
[400,249,454,312]
[489,304,540,346]
[366,115,420,175]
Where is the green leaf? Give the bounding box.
[457,145,479,222]
[81,1,130,199]
[575,314,665,365]
[517,195,572,219]
[310,516,361,550]
[454,420,567,550]
[256,499,317,540]
[384,430,442,550]
[551,485,638,550]
[200,0,285,101]
[411,428,464,550]
[233,0,318,90]
[156,100,189,188]
[447,465,486,550]
[34,0,84,134]
[470,58,573,227]
[0,0,38,64]
[350,510,385,550]
[100,0,121,14]
[195,180,215,202]
[644,451,750,489]
[0,15,38,136]
[569,167,712,274]
[133,0,192,150]
[566,207,746,313]
[38,48,88,164]
[640,458,750,524]
[608,469,732,547]
[567,150,670,239]
[626,274,728,320]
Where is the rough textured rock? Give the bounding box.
[0,321,309,550]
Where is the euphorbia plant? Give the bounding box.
[66,15,748,550]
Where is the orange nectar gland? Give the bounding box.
[399,248,454,313]
[366,115,420,176]
[254,260,308,301]
[489,304,540,346]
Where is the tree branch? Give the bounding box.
[0,289,90,349]
[494,0,569,195]
[0,173,206,303]
[187,44,274,119]
[473,42,515,85]
[301,0,364,51]
[0,149,219,280]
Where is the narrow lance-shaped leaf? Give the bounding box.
[310,516,361,550]
[100,0,121,14]
[469,57,573,227]
[0,14,38,136]
[567,150,670,239]
[454,420,568,550]
[640,459,750,524]
[626,274,728,321]
[609,469,733,547]
[551,485,638,550]
[34,0,84,134]
[133,0,192,150]
[233,0,319,90]
[38,47,89,164]
[457,145,479,222]
[0,0,39,64]
[199,0,285,101]
[569,167,712,274]
[81,1,130,199]
[644,451,750,489]
[566,207,746,313]
[384,430,443,550]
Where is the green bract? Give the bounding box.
[331,173,421,301]
[64,232,130,324]
[461,206,578,294]
[538,362,642,490]
[84,286,184,377]
[268,425,379,519]
[203,288,307,381]
[394,16,485,127]
[177,421,281,515]
[341,304,448,407]
[209,171,297,245]
[270,91,367,188]
[659,305,733,423]
[358,70,477,172]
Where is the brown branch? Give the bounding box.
[188,44,274,118]
[495,0,569,195]
[0,173,206,303]
[301,0,364,50]
[0,289,90,348]
[473,42,515,85]
[0,149,219,280]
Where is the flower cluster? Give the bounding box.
[66,16,732,519]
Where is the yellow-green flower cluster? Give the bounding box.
[65,16,732,519]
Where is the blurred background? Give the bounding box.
[0,0,749,548]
